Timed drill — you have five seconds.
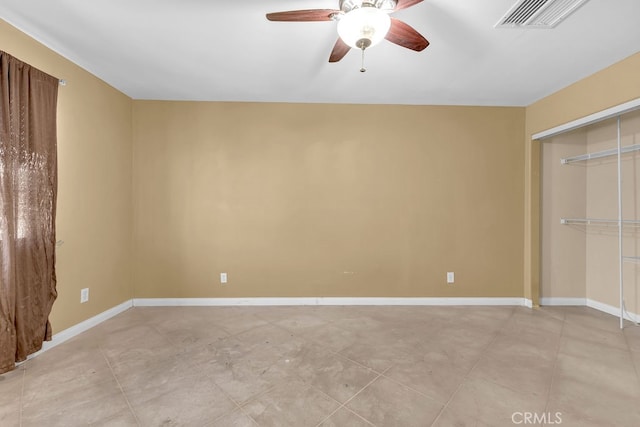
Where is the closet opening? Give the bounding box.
[538,105,640,328]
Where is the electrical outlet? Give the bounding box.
[220,273,227,284]
[80,288,89,303]
[447,272,455,284]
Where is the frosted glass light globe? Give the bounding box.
[337,7,391,49]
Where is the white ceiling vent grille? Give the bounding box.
[496,0,590,28]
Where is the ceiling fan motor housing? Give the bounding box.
[340,0,397,13]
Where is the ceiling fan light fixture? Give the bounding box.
[337,6,391,49]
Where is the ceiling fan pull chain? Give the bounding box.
[360,47,366,73]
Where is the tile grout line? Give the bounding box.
[376,369,449,406]
[342,406,376,427]
[429,306,518,426]
[314,367,389,427]
[232,317,380,426]
[542,312,567,416]
[99,346,142,426]
[254,313,391,407]
[185,320,273,426]
[229,322,373,426]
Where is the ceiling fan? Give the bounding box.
[266,0,429,71]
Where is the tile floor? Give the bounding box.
[1,305,639,426]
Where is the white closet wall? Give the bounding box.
[541,129,587,300]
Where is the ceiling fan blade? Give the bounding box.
[395,0,424,11]
[385,18,429,51]
[329,38,351,62]
[266,9,339,22]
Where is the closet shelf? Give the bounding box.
[560,143,640,164]
[560,218,640,226]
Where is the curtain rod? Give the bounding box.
[58,79,67,86]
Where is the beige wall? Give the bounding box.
[132,102,525,298]
[525,51,640,304]
[1,19,133,332]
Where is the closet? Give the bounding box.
[539,102,640,329]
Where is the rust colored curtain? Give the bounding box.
[0,51,58,374]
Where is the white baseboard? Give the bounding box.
[540,297,639,323]
[540,297,587,306]
[132,297,528,307]
[586,298,640,323]
[25,299,133,361]
[20,295,637,366]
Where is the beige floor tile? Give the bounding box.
[468,335,556,396]
[117,352,209,407]
[562,321,629,351]
[300,305,370,322]
[21,376,130,426]
[100,324,175,370]
[536,306,566,321]
[559,335,635,366]
[330,313,388,335]
[624,325,640,352]
[131,374,236,426]
[210,408,258,427]
[96,410,139,426]
[0,365,23,427]
[554,352,640,398]
[384,355,467,404]
[633,351,640,378]
[301,323,360,353]
[8,305,640,426]
[203,343,296,404]
[242,379,339,427]
[288,344,377,403]
[422,327,496,373]
[318,407,374,426]
[431,406,493,427]
[502,307,564,337]
[22,347,115,404]
[210,312,270,336]
[272,313,330,333]
[445,377,546,425]
[346,376,443,427]
[547,375,640,426]
[153,312,231,349]
[338,337,419,372]
[233,323,307,357]
[252,306,320,323]
[564,307,624,334]
[454,307,514,329]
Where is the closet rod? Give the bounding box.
[560,143,640,164]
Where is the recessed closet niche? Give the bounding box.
[541,108,640,327]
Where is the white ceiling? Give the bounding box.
[1,0,638,106]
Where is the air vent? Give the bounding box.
[495,0,590,28]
